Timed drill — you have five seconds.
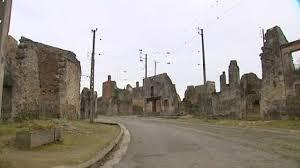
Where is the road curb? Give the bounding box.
[53,120,129,168]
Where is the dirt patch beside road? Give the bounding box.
[0,121,120,168]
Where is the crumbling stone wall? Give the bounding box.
[240,73,261,120]
[98,74,179,116]
[183,61,261,120]
[97,76,138,116]
[1,36,81,120]
[0,0,12,118]
[280,39,300,119]
[144,73,181,116]
[182,82,215,116]
[212,61,241,119]
[80,88,90,119]
[260,26,290,120]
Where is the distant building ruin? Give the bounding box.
[97,75,143,116]
[183,26,300,120]
[144,73,181,116]
[1,36,81,120]
[182,60,261,120]
[97,73,181,116]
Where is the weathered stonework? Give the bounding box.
[97,73,180,116]
[260,26,300,120]
[182,82,215,116]
[183,26,300,120]
[80,88,98,120]
[240,73,261,120]
[80,88,90,119]
[1,36,81,120]
[144,73,181,116]
[260,26,289,120]
[0,0,12,118]
[183,61,261,120]
[97,76,138,116]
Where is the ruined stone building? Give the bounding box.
[97,73,181,116]
[260,26,300,120]
[97,75,142,115]
[80,88,97,119]
[182,60,261,120]
[1,36,81,120]
[144,73,181,116]
[181,82,216,116]
[183,26,300,120]
[0,0,12,117]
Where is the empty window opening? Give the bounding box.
[292,51,300,70]
[164,99,169,108]
[151,86,154,97]
[292,51,300,79]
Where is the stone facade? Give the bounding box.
[0,0,12,118]
[97,75,141,116]
[260,26,300,119]
[80,87,97,120]
[144,73,181,116]
[183,61,261,120]
[183,26,300,120]
[80,88,90,119]
[240,73,261,120]
[1,36,81,120]
[97,73,180,116]
[182,82,215,116]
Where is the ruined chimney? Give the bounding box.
[108,75,111,82]
[229,60,240,89]
[220,71,226,91]
[136,81,139,88]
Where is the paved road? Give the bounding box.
[112,117,300,168]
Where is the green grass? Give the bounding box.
[0,122,17,136]
[0,121,120,168]
[37,121,120,152]
[179,117,300,130]
[0,120,62,136]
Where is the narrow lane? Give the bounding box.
[112,117,299,168]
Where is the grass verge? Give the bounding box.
[0,120,120,168]
[178,117,300,130]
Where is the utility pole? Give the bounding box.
[198,27,207,85]
[198,27,210,120]
[90,28,97,123]
[145,54,148,79]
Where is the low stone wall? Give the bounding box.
[15,127,63,149]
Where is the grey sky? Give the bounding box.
[9,0,300,98]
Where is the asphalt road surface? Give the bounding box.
[111,117,300,168]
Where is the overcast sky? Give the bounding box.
[9,0,300,98]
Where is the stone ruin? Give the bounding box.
[0,0,12,118]
[260,26,300,120]
[1,36,81,121]
[144,73,181,116]
[97,73,181,116]
[80,87,97,119]
[97,75,143,116]
[182,61,261,120]
[183,26,300,120]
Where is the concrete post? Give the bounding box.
[0,0,12,119]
